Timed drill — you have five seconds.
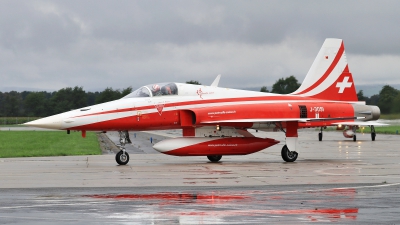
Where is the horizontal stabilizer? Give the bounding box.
[201,118,305,123]
[201,117,362,124]
[332,121,389,126]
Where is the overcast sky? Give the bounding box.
[1,0,400,93]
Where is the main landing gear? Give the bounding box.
[116,131,130,165]
[207,155,222,162]
[281,145,298,162]
[276,121,299,163]
[318,127,323,141]
[320,125,377,142]
[371,125,376,141]
[352,126,357,142]
[353,125,376,141]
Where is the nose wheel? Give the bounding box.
[116,150,130,165]
[116,131,130,165]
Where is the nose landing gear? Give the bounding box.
[116,150,129,165]
[116,131,130,165]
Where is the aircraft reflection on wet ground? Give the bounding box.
[84,188,359,223]
[1,183,400,224]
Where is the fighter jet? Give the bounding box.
[25,38,384,165]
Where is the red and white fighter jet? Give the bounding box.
[25,38,383,165]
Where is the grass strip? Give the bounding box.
[362,125,400,134]
[0,131,101,158]
[321,125,400,135]
[380,114,400,120]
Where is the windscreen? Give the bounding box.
[123,83,178,98]
[122,86,151,98]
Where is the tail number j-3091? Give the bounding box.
[310,107,324,119]
[310,107,324,113]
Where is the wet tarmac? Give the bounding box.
[1,129,400,224]
[1,184,399,224]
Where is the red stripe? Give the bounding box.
[296,41,345,95]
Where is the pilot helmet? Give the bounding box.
[152,84,160,92]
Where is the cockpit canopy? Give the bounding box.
[123,83,178,98]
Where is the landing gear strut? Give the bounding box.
[371,125,376,141]
[352,126,357,142]
[281,145,298,162]
[276,121,299,162]
[318,127,323,141]
[116,131,130,165]
[207,155,222,162]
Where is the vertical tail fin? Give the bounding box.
[291,38,358,101]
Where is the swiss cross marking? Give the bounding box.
[336,76,352,93]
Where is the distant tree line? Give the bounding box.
[0,86,132,117]
[260,75,300,94]
[1,78,399,117]
[186,80,202,85]
[357,85,400,114]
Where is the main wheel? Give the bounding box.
[281,145,298,162]
[353,135,357,142]
[207,155,222,162]
[318,132,323,141]
[371,132,376,141]
[116,151,130,165]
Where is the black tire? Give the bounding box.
[207,155,222,162]
[116,151,130,165]
[318,132,323,141]
[281,145,298,162]
[371,132,376,141]
[353,135,357,142]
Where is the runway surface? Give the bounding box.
[1,129,400,224]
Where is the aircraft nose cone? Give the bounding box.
[24,115,62,130]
